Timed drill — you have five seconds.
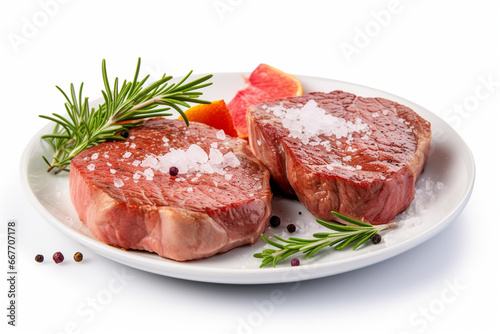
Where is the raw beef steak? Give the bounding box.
[247,90,431,225]
[69,118,272,261]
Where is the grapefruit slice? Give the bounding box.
[180,100,238,137]
[228,64,303,138]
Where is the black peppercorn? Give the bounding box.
[120,129,129,138]
[35,254,44,263]
[169,166,179,176]
[371,233,382,244]
[287,224,296,233]
[270,215,281,227]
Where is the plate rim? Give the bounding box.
[19,73,476,284]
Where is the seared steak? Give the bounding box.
[69,118,272,261]
[247,90,431,225]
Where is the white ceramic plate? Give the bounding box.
[20,73,475,284]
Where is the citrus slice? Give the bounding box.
[180,100,238,137]
[227,64,303,138]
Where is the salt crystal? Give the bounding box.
[209,148,224,165]
[91,153,99,160]
[132,160,141,167]
[107,162,112,166]
[436,182,445,190]
[186,144,208,164]
[144,168,154,180]
[87,164,95,171]
[200,163,215,174]
[186,187,193,192]
[380,175,386,181]
[113,178,124,188]
[141,156,158,168]
[104,154,109,159]
[210,142,218,148]
[257,139,262,146]
[129,136,135,140]
[133,172,141,180]
[130,143,136,149]
[223,152,240,168]
[216,130,226,140]
[371,112,380,118]
[84,157,89,161]
[110,169,116,174]
[122,152,132,158]
[225,174,233,181]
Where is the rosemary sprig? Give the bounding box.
[253,211,398,268]
[40,58,213,174]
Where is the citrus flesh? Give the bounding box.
[227,64,302,138]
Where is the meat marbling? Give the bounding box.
[247,90,431,225]
[69,118,272,261]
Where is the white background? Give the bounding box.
[1,0,499,333]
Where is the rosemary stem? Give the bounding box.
[128,96,162,113]
[299,231,367,252]
[271,248,292,258]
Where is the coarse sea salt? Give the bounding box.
[87,164,95,171]
[122,152,132,159]
[91,153,99,160]
[133,144,241,181]
[144,168,154,180]
[216,130,226,140]
[265,99,371,145]
[113,178,124,188]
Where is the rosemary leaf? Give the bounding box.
[253,211,398,267]
[40,58,212,174]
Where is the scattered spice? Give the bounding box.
[35,254,44,263]
[287,224,296,233]
[291,258,300,267]
[269,215,281,227]
[74,252,83,262]
[53,252,64,264]
[371,233,382,244]
[120,129,129,138]
[169,166,179,176]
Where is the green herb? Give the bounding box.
[253,211,397,268]
[40,58,213,174]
